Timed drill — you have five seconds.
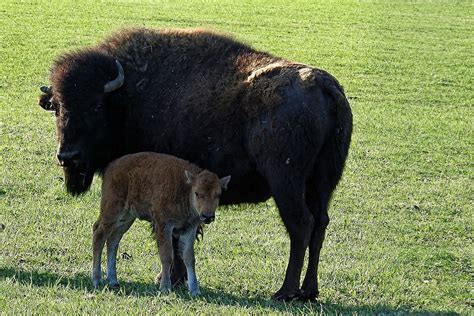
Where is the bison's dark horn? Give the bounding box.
[40,85,52,94]
[104,60,125,93]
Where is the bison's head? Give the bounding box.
[39,51,125,195]
[185,170,231,224]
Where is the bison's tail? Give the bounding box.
[322,75,353,183]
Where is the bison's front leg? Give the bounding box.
[155,234,187,286]
[171,234,187,285]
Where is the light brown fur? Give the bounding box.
[92,152,230,295]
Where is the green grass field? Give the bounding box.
[1,0,472,314]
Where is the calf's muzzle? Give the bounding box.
[201,213,215,224]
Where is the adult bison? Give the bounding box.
[38,28,352,301]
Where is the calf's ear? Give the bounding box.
[185,170,195,184]
[219,175,231,190]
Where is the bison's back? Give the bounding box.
[99,28,279,112]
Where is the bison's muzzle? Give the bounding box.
[57,149,81,168]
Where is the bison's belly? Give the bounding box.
[185,145,271,205]
[219,172,271,205]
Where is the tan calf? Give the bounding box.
[92,152,230,295]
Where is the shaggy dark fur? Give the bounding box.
[38,28,352,301]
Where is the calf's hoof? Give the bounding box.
[190,288,201,296]
[159,286,171,294]
[154,273,161,284]
[108,282,120,290]
[272,288,299,302]
[92,279,101,289]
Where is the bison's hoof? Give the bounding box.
[171,274,187,287]
[272,289,298,302]
[297,289,319,302]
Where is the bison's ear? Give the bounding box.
[38,86,54,111]
[185,170,196,184]
[219,175,231,190]
[38,93,54,111]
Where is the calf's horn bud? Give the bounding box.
[104,60,125,93]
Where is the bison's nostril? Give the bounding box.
[57,150,81,167]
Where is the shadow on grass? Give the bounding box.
[0,266,459,315]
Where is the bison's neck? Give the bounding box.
[92,96,129,174]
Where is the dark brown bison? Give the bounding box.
[38,28,352,301]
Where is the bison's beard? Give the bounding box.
[63,167,94,196]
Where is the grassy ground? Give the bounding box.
[0,0,472,314]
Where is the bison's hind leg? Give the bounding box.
[298,175,331,301]
[299,143,342,301]
[268,174,314,301]
[255,151,316,300]
[250,113,320,300]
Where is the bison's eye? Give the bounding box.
[94,103,103,113]
[195,192,203,199]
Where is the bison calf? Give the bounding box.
[92,152,230,295]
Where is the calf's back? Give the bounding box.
[101,152,201,222]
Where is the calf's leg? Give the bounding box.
[155,222,174,293]
[179,227,200,296]
[92,219,113,288]
[106,218,135,288]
